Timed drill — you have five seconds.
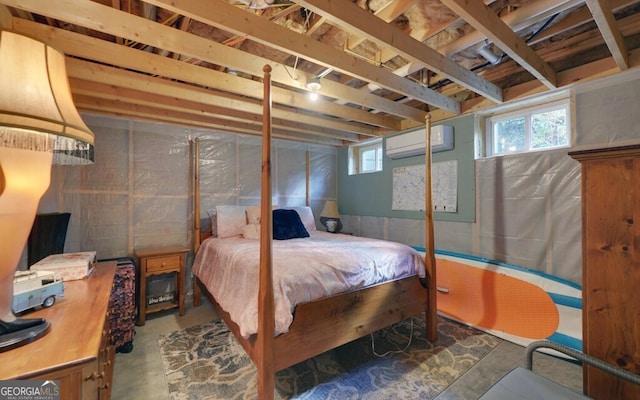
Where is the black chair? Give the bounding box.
[27,212,71,267]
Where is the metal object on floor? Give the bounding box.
[479,340,640,399]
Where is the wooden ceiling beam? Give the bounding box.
[344,0,418,51]
[5,0,426,122]
[65,58,369,140]
[391,0,580,86]
[439,10,640,99]
[12,17,400,131]
[71,79,357,142]
[451,44,640,120]
[440,0,558,89]
[375,0,497,69]
[522,0,640,47]
[439,0,583,57]
[0,5,12,28]
[143,0,460,114]
[74,95,344,146]
[584,0,629,69]
[291,0,501,104]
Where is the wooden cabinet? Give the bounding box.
[570,145,640,400]
[136,246,188,325]
[0,261,116,400]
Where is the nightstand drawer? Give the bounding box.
[146,255,181,272]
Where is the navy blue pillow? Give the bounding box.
[272,209,310,240]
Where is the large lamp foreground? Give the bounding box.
[0,31,94,352]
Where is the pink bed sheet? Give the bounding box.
[192,231,425,338]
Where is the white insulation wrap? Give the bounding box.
[34,115,337,294]
[473,150,582,283]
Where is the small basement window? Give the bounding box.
[348,138,383,175]
[485,99,570,157]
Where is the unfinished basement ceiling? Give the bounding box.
[1,0,639,145]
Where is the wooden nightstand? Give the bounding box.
[136,246,189,325]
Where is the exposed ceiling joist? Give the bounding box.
[144,0,461,114]
[292,0,502,104]
[0,0,638,146]
[439,0,558,89]
[12,17,398,134]
[584,0,629,69]
[6,0,428,124]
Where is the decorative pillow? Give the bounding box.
[246,205,261,225]
[215,205,248,238]
[242,223,261,239]
[285,206,316,232]
[246,205,279,225]
[272,209,310,240]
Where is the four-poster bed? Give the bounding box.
[191,65,438,400]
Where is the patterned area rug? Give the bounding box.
[159,316,502,399]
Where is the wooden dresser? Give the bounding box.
[0,261,116,400]
[570,145,640,400]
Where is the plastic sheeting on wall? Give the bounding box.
[473,150,582,283]
[575,68,640,148]
[35,114,337,292]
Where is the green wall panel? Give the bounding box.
[338,114,475,222]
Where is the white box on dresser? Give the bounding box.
[31,251,97,281]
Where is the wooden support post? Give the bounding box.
[424,114,438,342]
[192,138,202,307]
[306,150,310,207]
[257,64,275,400]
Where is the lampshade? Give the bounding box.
[0,31,94,164]
[320,200,340,219]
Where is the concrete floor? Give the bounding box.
[112,301,218,400]
[112,303,583,400]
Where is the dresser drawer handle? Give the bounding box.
[85,371,104,381]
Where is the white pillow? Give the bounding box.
[242,223,261,239]
[285,206,316,231]
[215,205,247,238]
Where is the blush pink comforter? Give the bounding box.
[192,231,425,338]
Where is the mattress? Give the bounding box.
[192,231,425,338]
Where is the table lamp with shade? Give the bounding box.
[320,200,342,233]
[0,31,95,351]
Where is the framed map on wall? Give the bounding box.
[392,161,458,212]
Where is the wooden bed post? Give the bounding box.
[257,64,275,400]
[306,150,310,207]
[424,114,438,342]
[193,138,202,307]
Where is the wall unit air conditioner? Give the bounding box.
[385,125,454,159]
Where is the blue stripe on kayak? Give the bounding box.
[413,247,582,291]
[547,332,583,352]
[549,292,582,309]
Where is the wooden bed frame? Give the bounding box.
[191,65,438,400]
